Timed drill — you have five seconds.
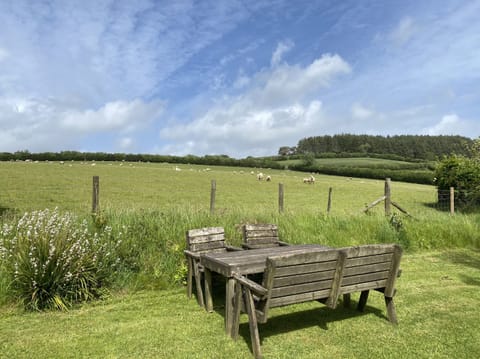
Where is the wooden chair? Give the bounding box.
[339,244,403,324]
[232,248,347,359]
[184,227,241,308]
[241,223,289,249]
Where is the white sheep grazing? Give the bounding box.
[265,175,271,182]
[257,172,264,181]
[303,175,315,184]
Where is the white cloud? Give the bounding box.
[425,114,460,135]
[271,40,294,67]
[351,103,374,120]
[61,99,164,133]
[160,52,351,157]
[253,53,351,107]
[0,97,164,152]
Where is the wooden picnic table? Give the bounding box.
[200,244,331,336]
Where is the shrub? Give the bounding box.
[0,208,121,310]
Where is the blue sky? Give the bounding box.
[0,0,479,158]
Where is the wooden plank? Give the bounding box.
[342,244,396,258]
[326,250,347,309]
[275,261,337,276]
[244,224,277,231]
[246,236,279,244]
[345,253,393,267]
[273,270,336,286]
[268,249,341,267]
[271,279,333,297]
[189,240,226,252]
[384,245,403,297]
[343,262,391,275]
[341,279,388,294]
[188,233,225,244]
[269,289,331,307]
[246,229,278,238]
[187,227,224,237]
[342,271,390,286]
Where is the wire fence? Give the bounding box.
[1,173,474,217]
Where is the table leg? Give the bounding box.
[225,277,235,336]
[204,268,213,312]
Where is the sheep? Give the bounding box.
[265,175,272,182]
[303,175,315,184]
[257,172,264,181]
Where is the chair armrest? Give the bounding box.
[233,273,268,297]
[226,245,243,251]
[184,250,200,259]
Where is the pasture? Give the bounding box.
[0,160,438,216]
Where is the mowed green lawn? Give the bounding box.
[1,249,479,358]
[0,161,438,216]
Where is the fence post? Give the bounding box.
[278,183,284,213]
[210,180,216,215]
[384,178,391,216]
[92,176,99,214]
[450,186,455,215]
[327,187,333,213]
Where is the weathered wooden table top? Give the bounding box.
[200,244,331,277]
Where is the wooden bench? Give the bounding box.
[241,223,289,249]
[184,227,242,308]
[231,244,402,358]
[339,244,403,323]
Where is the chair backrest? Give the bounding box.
[242,223,280,248]
[258,248,347,321]
[340,244,402,298]
[186,227,227,254]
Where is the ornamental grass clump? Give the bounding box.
[0,208,120,311]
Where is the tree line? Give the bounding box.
[279,134,473,160]
[0,150,283,170]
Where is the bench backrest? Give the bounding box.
[186,227,228,254]
[242,223,280,248]
[258,248,347,322]
[340,244,402,297]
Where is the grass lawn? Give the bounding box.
[1,249,479,359]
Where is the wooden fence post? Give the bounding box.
[278,183,284,213]
[450,187,455,215]
[210,180,216,215]
[384,178,391,216]
[92,176,99,214]
[327,187,333,213]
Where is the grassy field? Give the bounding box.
[1,161,479,358]
[0,160,439,215]
[278,157,432,169]
[1,249,479,358]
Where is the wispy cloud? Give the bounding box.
[160,53,351,157]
